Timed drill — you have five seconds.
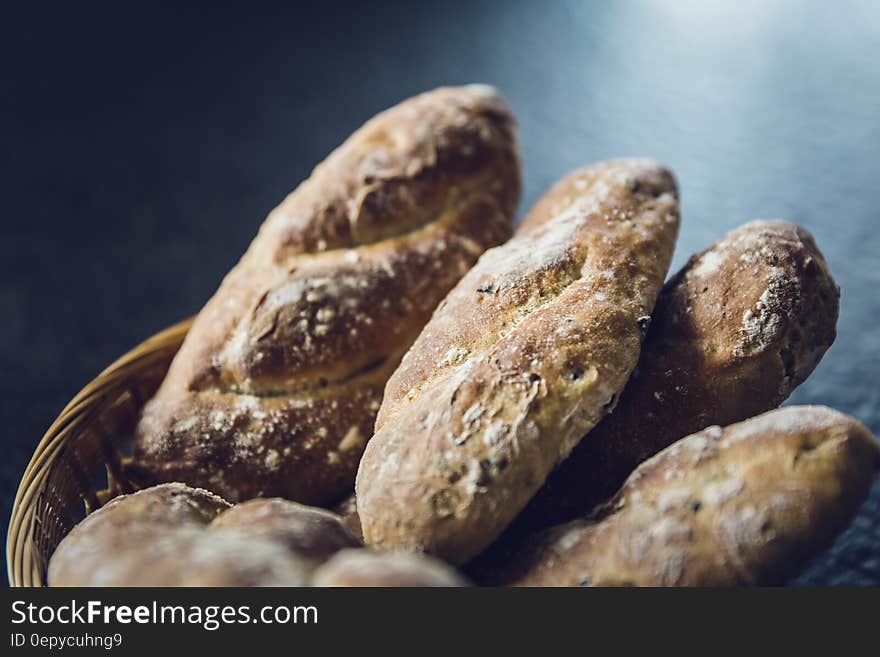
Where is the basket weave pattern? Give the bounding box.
[6,319,193,586]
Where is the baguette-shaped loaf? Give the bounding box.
[132,85,521,504]
[49,484,361,586]
[500,406,880,586]
[357,160,680,563]
[513,220,839,531]
[312,549,468,587]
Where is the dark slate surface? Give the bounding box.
[2,1,878,585]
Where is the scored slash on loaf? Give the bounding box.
[356,159,681,563]
[131,85,521,505]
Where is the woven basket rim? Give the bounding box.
[6,317,193,587]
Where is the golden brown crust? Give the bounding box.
[357,160,680,563]
[498,406,880,586]
[132,85,521,504]
[48,484,360,586]
[312,549,468,587]
[511,220,840,532]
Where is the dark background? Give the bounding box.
[2,1,879,585]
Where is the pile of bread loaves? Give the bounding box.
[49,85,880,587]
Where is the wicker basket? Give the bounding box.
[6,318,193,587]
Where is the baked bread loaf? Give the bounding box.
[132,85,521,504]
[511,220,839,532]
[356,159,680,563]
[48,483,359,586]
[312,549,468,587]
[496,406,880,586]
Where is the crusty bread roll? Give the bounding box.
[495,406,880,586]
[131,85,521,504]
[356,159,680,563]
[48,483,359,586]
[511,220,839,532]
[312,549,468,587]
[209,497,360,566]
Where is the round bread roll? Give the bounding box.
[48,483,358,586]
[312,549,468,587]
[212,497,360,566]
